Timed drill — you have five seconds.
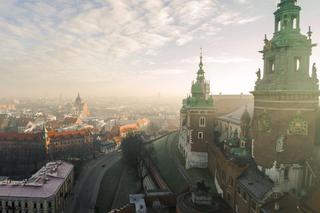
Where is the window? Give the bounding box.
[33,203,37,209]
[237,186,241,194]
[199,117,206,127]
[277,21,281,32]
[295,57,301,71]
[292,17,297,29]
[269,59,275,73]
[284,167,289,180]
[240,140,246,148]
[198,132,204,139]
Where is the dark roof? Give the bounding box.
[0,132,43,142]
[237,166,274,202]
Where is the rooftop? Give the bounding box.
[0,161,73,199]
[237,166,274,202]
[218,103,254,125]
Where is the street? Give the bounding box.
[66,151,122,213]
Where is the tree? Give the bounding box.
[147,121,159,138]
[121,132,148,192]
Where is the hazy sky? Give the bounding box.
[0,0,319,98]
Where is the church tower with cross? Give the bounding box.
[178,50,216,169]
[251,0,319,194]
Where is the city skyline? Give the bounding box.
[0,0,319,97]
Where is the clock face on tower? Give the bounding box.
[258,112,271,133]
[287,114,308,136]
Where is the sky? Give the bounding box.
[0,0,319,98]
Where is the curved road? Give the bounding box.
[66,151,122,213]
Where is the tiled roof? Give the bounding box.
[48,129,91,140]
[0,132,43,141]
[218,103,254,125]
[237,166,274,202]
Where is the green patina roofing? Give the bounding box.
[230,147,249,157]
[182,50,215,109]
[254,0,319,92]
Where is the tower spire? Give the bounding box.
[197,48,205,81]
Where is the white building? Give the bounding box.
[0,161,73,213]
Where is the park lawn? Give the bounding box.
[151,134,188,193]
[95,160,124,213]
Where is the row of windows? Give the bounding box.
[268,57,302,73]
[0,201,52,209]
[276,15,299,32]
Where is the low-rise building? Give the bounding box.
[0,161,73,213]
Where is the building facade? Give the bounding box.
[251,0,319,195]
[47,129,94,161]
[178,52,216,169]
[0,161,73,213]
[0,132,47,177]
[73,93,90,118]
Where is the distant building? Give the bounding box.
[0,161,73,213]
[178,51,216,169]
[47,128,94,160]
[73,93,90,118]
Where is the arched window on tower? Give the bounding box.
[199,116,206,127]
[295,57,301,71]
[277,21,281,32]
[269,59,275,73]
[292,17,297,29]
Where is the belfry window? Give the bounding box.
[269,59,275,73]
[295,58,301,71]
[277,21,281,32]
[199,116,206,127]
[292,17,297,29]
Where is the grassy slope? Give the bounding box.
[151,134,188,193]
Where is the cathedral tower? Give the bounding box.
[178,50,216,169]
[251,0,319,193]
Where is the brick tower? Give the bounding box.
[178,50,216,169]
